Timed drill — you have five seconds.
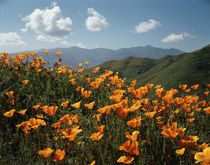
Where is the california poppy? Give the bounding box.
[22,80,29,85]
[4,109,16,117]
[55,52,61,56]
[53,149,65,161]
[90,132,103,141]
[17,109,27,115]
[176,148,185,155]
[38,148,54,158]
[71,101,81,109]
[84,102,95,110]
[194,147,210,164]
[117,156,134,164]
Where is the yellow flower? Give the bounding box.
[194,147,210,164]
[17,109,27,115]
[176,148,185,155]
[117,156,134,164]
[4,109,16,117]
[71,101,81,109]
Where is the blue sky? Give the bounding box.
[0,0,210,53]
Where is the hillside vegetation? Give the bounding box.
[100,45,210,89]
[0,50,209,164]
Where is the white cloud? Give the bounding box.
[22,3,73,41]
[0,32,26,46]
[135,19,161,33]
[62,40,86,48]
[86,8,108,32]
[74,42,86,48]
[161,32,194,43]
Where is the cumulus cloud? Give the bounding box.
[135,19,161,33]
[161,32,194,43]
[0,32,26,46]
[21,3,73,41]
[86,8,108,32]
[61,40,86,48]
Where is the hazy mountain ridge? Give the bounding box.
[99,44,210,89]
[8,45,183,68]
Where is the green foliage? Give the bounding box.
[0,50,209,165]
[100,45,210,89]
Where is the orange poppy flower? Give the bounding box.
[144,111,156,119]
[92,67,100,73]
[95,125,105,133]
[119,141,140,156]
[117,156,134,164]
[125,131,139,141]
[44,50,49,54]
[116,105,128,119]
[5,91,14,98]
[61,101,69,108]
[71,101,81,109]
[92,114,101,122]
[97,105,111,114]
[184,89,191,93]
[198,143,208,151]
[161,122,186,139]
[204,91,209,96]
[36,114,44,118]
[77,63,82,67]
[81,90,92,99]
[53,149,65,162]
[187,118,195,123]
[72,115,79,123]
[69,78,76,85]
[191,84,199,90]
[109,94,123,103]
[127,116,142,128]
[52,121,61,128]
[17,109,27,115]
[84,102,95,110]
[194,147,210,164]
[90,132,103,141]
[61,126,83,141]
[38,148,54,158]
[85,77,91,83]
[162,94,173,104]
[42,106,58,116]
[55,52,61,56]
[90,81,101,89]
[22,80,29,85]
[179,84,187,90]
[176,148,185,155]
[177,136,199,149]
[3,109,16,117]
[59,114,73,125]
[89,160,95,165]
[130,80,136,87]
[203,107,210,114]
[84,61,89,65]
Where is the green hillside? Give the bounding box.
[100,45,210,89]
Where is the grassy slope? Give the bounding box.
[100,45,210,89]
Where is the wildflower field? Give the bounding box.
[0,51,209,164]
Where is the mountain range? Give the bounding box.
[99,44,210,89]
[10,45,183,68]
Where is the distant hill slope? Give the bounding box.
[9,45,183,68]
[99,45,210,89]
